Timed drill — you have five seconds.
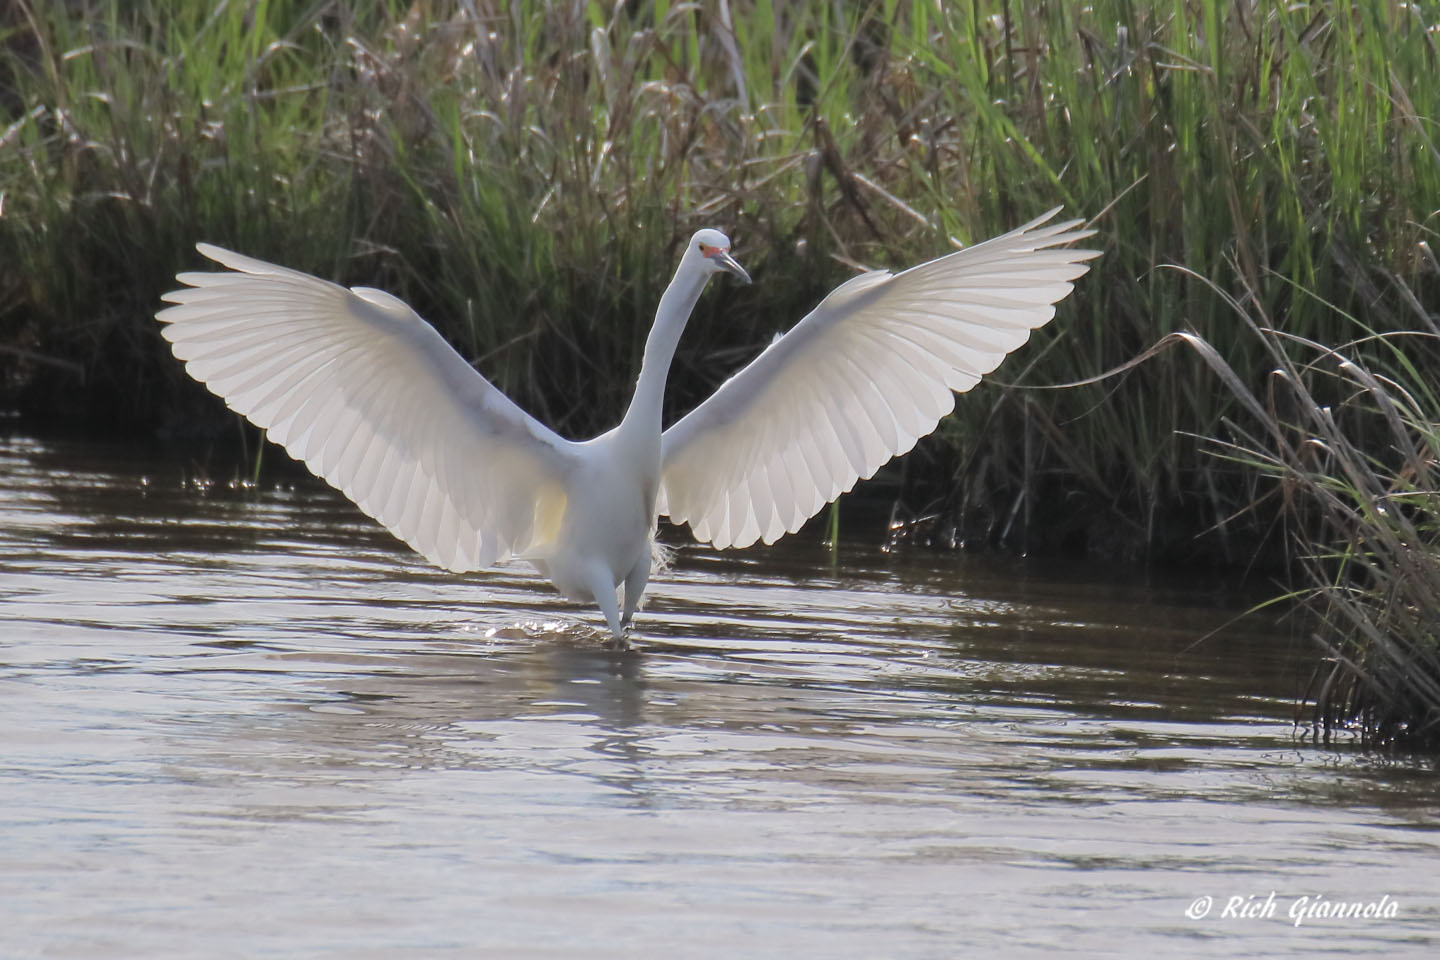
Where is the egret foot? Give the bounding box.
[603,629,636,652]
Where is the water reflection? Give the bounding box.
[1,430,1438,957]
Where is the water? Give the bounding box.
[1,430,1436,958]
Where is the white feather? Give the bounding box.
[657,207,1099,548]
[156,244,577,572]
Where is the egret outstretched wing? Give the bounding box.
[657,208,1099,549]
[157,244,577,571]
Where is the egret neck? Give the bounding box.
[616,256,711,450]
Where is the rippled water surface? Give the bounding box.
[2,431,1437,958]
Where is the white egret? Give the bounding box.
[157,209,1097,642]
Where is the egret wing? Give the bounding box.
[157,244,576,571]
[658,208,1099,548]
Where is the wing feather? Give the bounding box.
[157,244,576,571]
[659,208,1099,548]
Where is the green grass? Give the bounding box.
[912,0,1440,563]
[3,1,1439,741]
[6,1,1435,554]
[1173,295,1440,748]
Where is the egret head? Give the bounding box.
[688,229,751,284]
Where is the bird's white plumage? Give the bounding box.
[157,244,578,572]
[657,208,1099,548]
[156,210,1097,641]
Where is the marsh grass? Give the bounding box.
[2,0,1437,573]
[1165,279,1440,747]
[913,0,1440,563]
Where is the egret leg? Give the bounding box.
[584,567,625,645]
[620,555,651,629]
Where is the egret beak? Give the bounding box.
[712,249,751,285]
